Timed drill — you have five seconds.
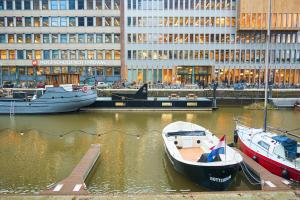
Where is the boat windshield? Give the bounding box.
[166,131,206,137]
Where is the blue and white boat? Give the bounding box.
[0,85,97,114]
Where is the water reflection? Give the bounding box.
[0,108,299,194]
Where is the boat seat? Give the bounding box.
[178,147,204,162]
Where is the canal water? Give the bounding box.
[0,108,299,194]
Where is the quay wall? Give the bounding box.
[97,89,300,99]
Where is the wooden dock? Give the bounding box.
[41,144,100,195]
[235,148,291,191]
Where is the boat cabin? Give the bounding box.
[46,73,80,86]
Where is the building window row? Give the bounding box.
[0,16,120,27]
[127,49,300,64]
[127,32,300,44]
[127,0,236,11]
[0,33,120,44]
[0,49,121,60]
[127,16,235,27]
[0,0,120,10]
[1,66,121,78]
[240,13,300,29]
[127,33,236,44]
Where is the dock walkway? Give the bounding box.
[235,148,290,191]
[41,144,100,195]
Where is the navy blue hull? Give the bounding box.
[165,147,240,191]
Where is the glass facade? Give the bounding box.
[125,0,300,86]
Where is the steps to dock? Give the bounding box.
[40,144,100,195]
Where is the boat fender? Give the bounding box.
[197,140,200,144]
[82,86,88,93]
[281,169,289,179]
[233,130,238,144]
[252,155,257,161]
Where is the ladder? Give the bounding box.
[10,100,15,116]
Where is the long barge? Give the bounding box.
[87,84,213,111]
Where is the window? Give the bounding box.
[60,0,66,9]
[34,17,40,27]
[104,17,111,26]
[25,34,31,43]
[35,50,41,59]
[114,50,120,60]
[0,17,4,27]
[105,34,112,43]
[96,0,102,9]
[0,0,3,10]
[79,50,86,60]
[43,50,50,60]
[42,0,48,9]
[9,50,15,60]
[17,50,24,59]
[42,17,49,26]
[25,50,32,60]
[96,17,102,26]
[104,0,111,9]
[52,50,59,59]
[33,0,40,9]
[51,17,58,26]
[17,34,23,43]
[7,17,14,27]
[114,34,120,43]
[78,34,85,43]
[25,17,32,26]
[61,50,68,59]
[87,34,94,43]
[114,0,119,9]
[50,0,58,9]
[105,50,112,60]
[258,140,270,151]
[69,0,75,9]
[87,50,94,59]
[69,34,76,43]
[34,34,41,43]
[52,34,58,43]
[60,34,67,43]
[15,0,22,10]
[24,0,31,9]
[114,17,120,26]
[16,17,23,27]
[43,34,50,43]
[87,0,93,9]
[6,0,13,9]
[0,34,5,43]
[60,17,67,26]
[0,50,7,60]
[87,17,94,26]
[69,17,76,26]
[78,0,84,9]
[8,34,14,43]
[78,17,85,26]
[96,34,103,43]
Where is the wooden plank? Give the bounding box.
[234,148,290,191]
[40,144,100,195]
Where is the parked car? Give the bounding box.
[97,82,109,89]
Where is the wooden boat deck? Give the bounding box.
[178,147,204,162]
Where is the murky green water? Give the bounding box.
[0,108,299,194]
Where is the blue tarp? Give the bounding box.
[272,135,297,159]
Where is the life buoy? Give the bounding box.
[82,86,88,92]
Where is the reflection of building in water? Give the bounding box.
[186,113,196,122]
[161,113,173,123]
[124,0,300,86]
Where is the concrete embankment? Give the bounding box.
[97,88,300,106]
[0,191,299,200]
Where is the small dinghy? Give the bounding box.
[162,121,243,190]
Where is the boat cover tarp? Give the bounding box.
[272,135,297,159]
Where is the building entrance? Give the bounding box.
[176,66,212,85]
